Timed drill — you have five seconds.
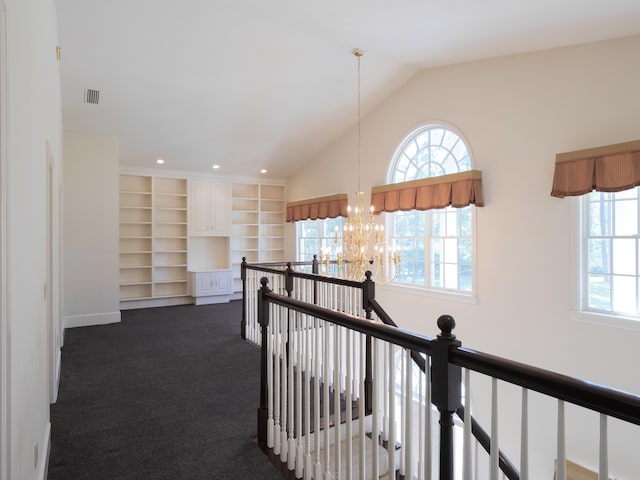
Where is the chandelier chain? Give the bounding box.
[357,52,361,193]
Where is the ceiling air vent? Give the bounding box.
[84,88,100,105]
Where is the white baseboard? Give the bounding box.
[64,311,121,329]
[52,349,61,403]
[193,295,231,305]
[39,421,51,480]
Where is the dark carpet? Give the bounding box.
[48,301,282,480]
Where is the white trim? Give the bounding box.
[385,122,479,295]
[573,189,640,327]
[572,310,640,332]
[385,120,477,183]
[53,349,61,403]
[36,422,51,480]
[0,2,9,479]
[119,295,193,310]
[378,281,479,305]
[119,166,287,186]
[63,311,121,329]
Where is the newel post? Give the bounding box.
[362,271,375,320]
[312,254,319,305]
[362,271,375,414]
[257,277,271,447]
[285,262,294,297]
[431,315,462,480]
[241,257,248,339]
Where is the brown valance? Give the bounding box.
[286,193,348,222]
[371,170,484,213]
[551,140,640,198]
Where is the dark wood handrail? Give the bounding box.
[453,347,640,426]
[243,260,367,289]
[264,289,435,354]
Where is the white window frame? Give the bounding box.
[295,217,343,263]
[572,190,640,331]
[385,123,478,300]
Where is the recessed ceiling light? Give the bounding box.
[212,165,220,169]
[156,158,165,164]
[260,169,267,174]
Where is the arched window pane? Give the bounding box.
[388,125,475,293]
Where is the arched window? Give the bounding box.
[388,125,476,293]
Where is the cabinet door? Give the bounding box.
[188,180,211,236]
[213,270,232,294]
[194,272,216,296]
[188,180,231,236]
[211,182,230,234]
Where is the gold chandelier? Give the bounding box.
[319,49,400,281]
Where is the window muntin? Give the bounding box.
[392,127,472,184]
[389,125,474,293]
[583,188,640,318]
[296,217,343,262]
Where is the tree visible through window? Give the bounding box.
[583,188,640,317]
[297,217,343,262]
[389,126,475,293]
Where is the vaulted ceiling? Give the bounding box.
[56,0,640,179]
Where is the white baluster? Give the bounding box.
[490,378,499,480]
[388,344,396,480]
[383,342,389,443]
[288,311,296,470]
[372,339,380,480]
[359,333,366,480]
[404,349,413,480]
[323,322,331,479]
[418,360,424,480]
[345,329,353,480]
[334,325,341,478]
[274,312,281,455]
[557,400,566,480]
[463,369,472,480]
[599,414,608,480]
[304,313,313,480]
[314,318,322,480]
[399,350,406,476]
[281,312,289,463]
[521,388,529,480]
[267,310,274,448]
[424,355,432,480]
[295,312,304,477]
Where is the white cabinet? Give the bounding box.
[188,180,231,236]
[188,270,233,304]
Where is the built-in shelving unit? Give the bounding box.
[120,174,285,306]
[231,182,285,294]
[119,174,189,309]
[259,184,285,262]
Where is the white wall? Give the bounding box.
[287,35,640,478]
[2,0,63,478]
[63,131,120,328]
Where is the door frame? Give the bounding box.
[0,1,10,479]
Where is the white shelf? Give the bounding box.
[230,182,285,291]
[119,174,189,306]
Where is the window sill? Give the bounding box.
[378,282,479,305]
[572,310,640,331]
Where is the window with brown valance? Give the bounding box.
[286,193,348,222]
[370,170,484,213]
[551,140,640,198]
